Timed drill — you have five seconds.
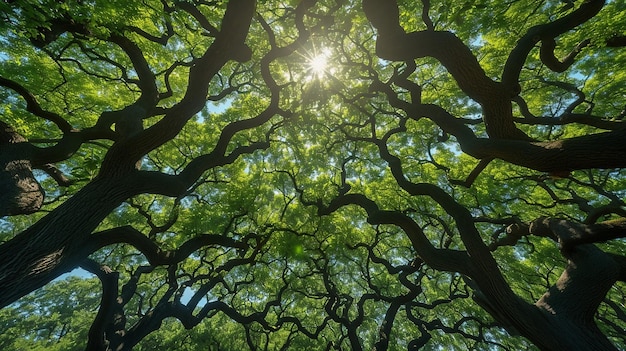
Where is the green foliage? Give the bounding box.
[0,276,100,351]
[1,0,625,350]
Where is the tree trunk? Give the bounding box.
[499,244,620,351]
[0,121,44,216]
[0,176,133,308]
[515,310,618,351]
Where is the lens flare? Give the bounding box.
[307,48,330,79]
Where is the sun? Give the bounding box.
[309,52,328,75]
[306,48,331,79]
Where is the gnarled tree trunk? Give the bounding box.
[0,121,44,216]
[0,176,133,308]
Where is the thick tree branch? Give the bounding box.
[540,38,591,73]
[0,76,72,133]
[529,217,626,249]
[502,0,605,89]
[312,193,474,276]
[497,217,624,332]
[82,225,248,266]
[471,129,626,172]
[411,103,626,173]
[534,243,619,347]
[80,259,123,351]
[374,75,626,174]
[0,173,150,308]
[513,112,625,131]
[363,0,529,140]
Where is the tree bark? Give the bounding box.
[412,104,626,173]
[493,218,623,350]
[0,176,133,308]
[0,121,44,216]
[468,129,626,172]
[363,126,623,349]
[0,0,258,308]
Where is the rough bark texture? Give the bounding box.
[468,129,626,172]
[0,121,44,216]
[0,177,132,308]
[0,0,257,310]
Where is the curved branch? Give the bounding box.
[0,76,72,133]
[502,0,605,89]
[317,193,474,276]
[539,78,586,115]
[363,0,529,140]
[174,2,219,35]
[540,38,591,73]
[420,0,434,31]
[80,259,122,351]
[108,34,159,108]
[83,225,248,266]
[375,289,420,350]
[99,0,256,175]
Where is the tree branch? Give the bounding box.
[502,0,604,89]
[36,164,74,187]
[363,0,529,140]
[540,38,591,73]
[529,217,626,249]
[80,259,122,351]
[0,76,72,133]
[99,0,256,176]
[83,225,248,266]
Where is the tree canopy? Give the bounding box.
[1,0,625,350]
